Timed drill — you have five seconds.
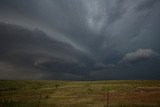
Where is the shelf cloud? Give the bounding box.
[0,0,160,80]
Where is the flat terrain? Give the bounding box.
[0,80,160,107]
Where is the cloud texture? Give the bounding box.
[0,0,160,80]
[121,49,158,63]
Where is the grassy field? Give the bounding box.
[0,80,160,107]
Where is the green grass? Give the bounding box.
[0,80,160,107]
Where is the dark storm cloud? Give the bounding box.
[134,0,159,12]
[0,22,94,80]
[0,0,160,80]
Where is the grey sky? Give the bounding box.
[0,0,160,80]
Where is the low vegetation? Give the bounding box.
[0,80,160,107]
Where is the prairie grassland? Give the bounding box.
[0,80,160,107]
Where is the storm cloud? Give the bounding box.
[121,49,159,63]
[0,0,160,80]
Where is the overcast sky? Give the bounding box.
[0,0,160,80]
